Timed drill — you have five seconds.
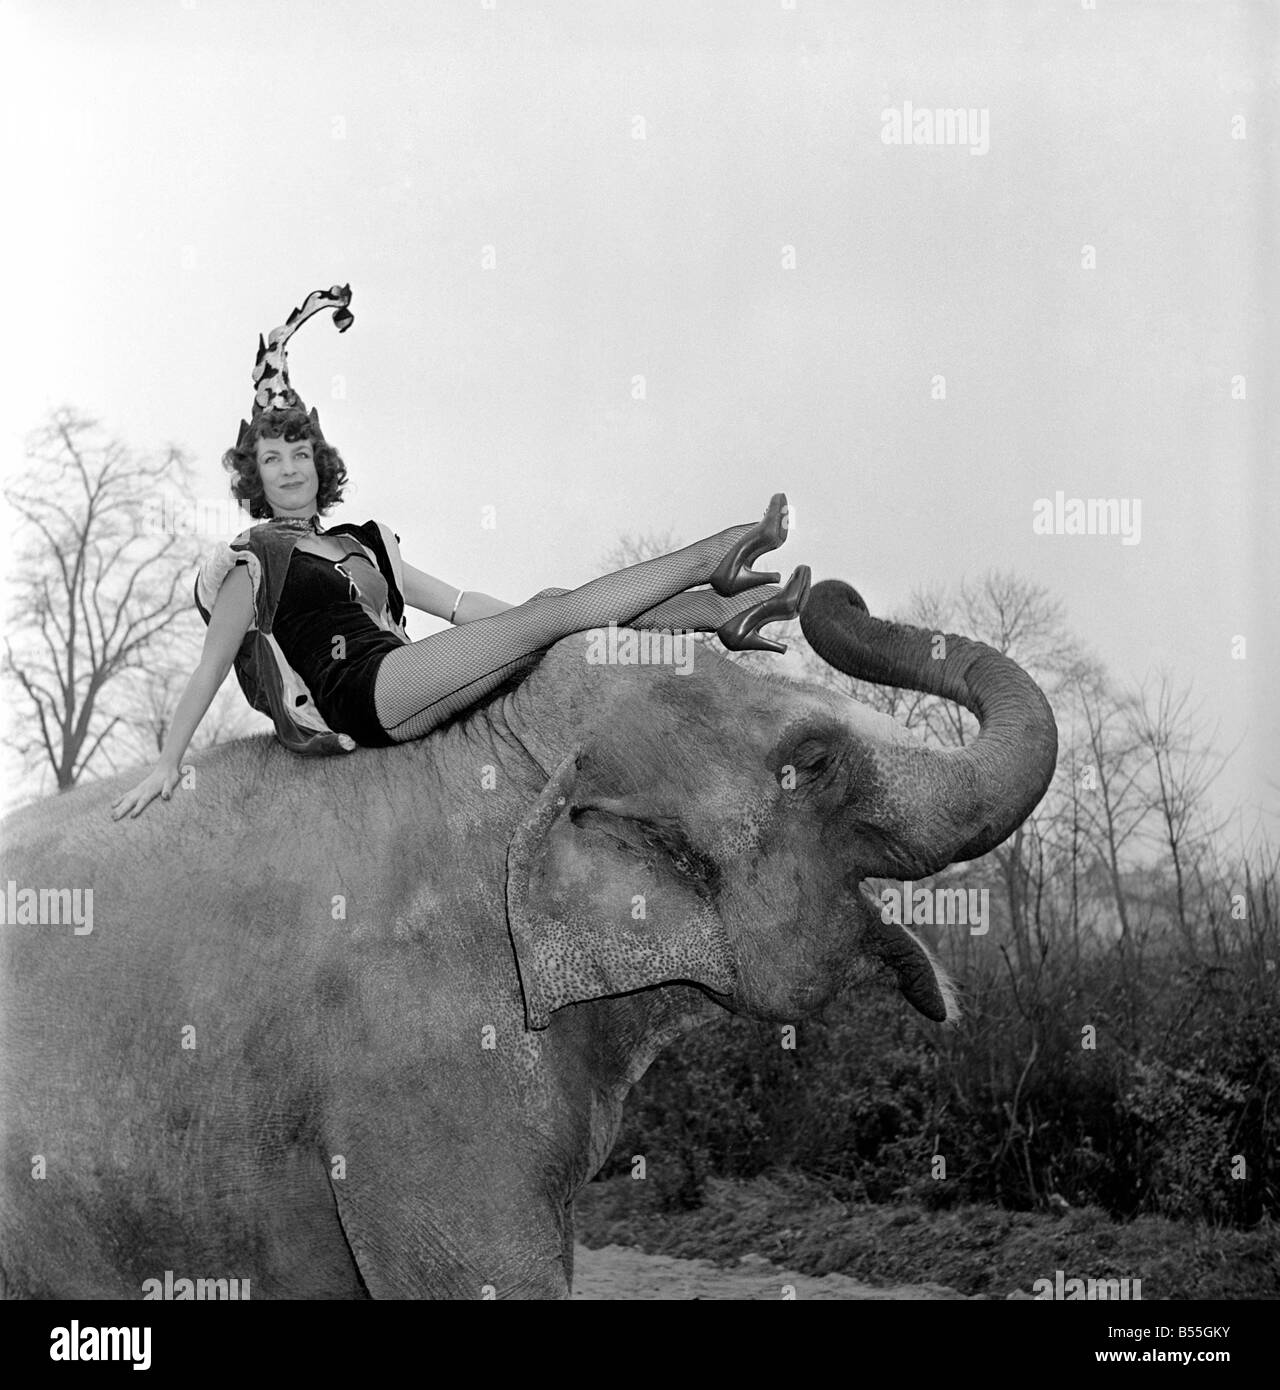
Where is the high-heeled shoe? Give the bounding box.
[717,565,811,654]
[709,492,789,596]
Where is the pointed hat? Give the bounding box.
[236,284,353,447]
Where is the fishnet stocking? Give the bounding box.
[373,521,781,743]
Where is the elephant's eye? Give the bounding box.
[789,737,844,794]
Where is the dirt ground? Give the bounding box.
[571,1243,978,1300]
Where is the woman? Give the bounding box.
[111,286,809,820]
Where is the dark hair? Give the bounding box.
[221,408,349,520]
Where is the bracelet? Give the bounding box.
[449,588,465,624]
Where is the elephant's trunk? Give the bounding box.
[800,579,1058,880]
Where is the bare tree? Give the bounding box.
[597,529,683,571]
[1127,672,1232,949]
[1058,664,1154,1033]
[104,653,265,773]
[3,408,200,790]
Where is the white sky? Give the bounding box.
[3,0,1276,841]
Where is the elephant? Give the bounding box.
[0,578,1057,1299]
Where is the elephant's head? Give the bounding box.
[505,579,1058,1028]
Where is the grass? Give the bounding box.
[573,1172,1280,1300]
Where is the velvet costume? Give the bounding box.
[194,519,407,755]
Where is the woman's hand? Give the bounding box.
[111,763,182,821]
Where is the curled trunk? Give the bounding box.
[801,579,1059,880]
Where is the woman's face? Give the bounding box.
[255,435,319,518]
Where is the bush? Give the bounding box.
[600,955,1280,1227]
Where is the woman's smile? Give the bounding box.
[255,436,319,517]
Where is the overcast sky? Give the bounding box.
[3,0,1276,841]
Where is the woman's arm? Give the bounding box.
[376,522,513,624]
[111,565,253,819]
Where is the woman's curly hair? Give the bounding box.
[222,408,349,520]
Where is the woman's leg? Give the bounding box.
[375,582,780,743]
[624,585,775,634]
[374,520,771,743]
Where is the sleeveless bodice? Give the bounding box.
[271,531,408,747]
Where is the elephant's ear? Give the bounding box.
[506,748,734,1029]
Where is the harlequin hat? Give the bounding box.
[235,284,353,448]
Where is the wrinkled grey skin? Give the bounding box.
[0,580,1057,1299]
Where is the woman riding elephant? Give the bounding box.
[112,285,810,819]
